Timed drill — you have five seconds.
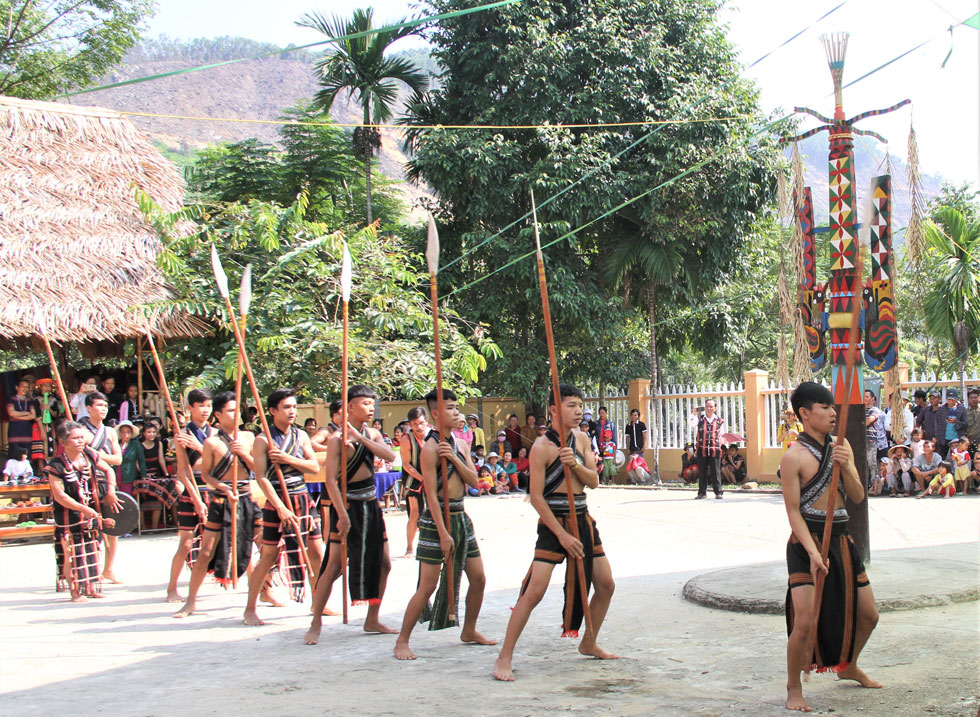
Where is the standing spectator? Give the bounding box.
[909,428,924,459]
[99,374,120,423]
[916,390,944,454]
[910,389,927,420]
[490,430,511,457]
[910,439,942,493]
[503,414,523,459]
[68,374,98,421]
[6,377,36,458]
[596,406,618,484]
[950,436,971,494]
[624,409,647,456]
[118,383,140,423]
[966,388,980,454]
[581,408,597,442]
[777,407,804,455]
[466,414,485,454]
[938,388,967,458]
[451,415,473,451]
[884,391,914,444]
[689,400,724,499]
[116,420,145,497]
[864,390,887,480]
[519,413,538,453]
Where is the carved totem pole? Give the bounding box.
[783,33,909,563]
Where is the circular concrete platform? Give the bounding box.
[683,548,980,615]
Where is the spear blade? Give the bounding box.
[426,215,440,276]
[341,241,353,303]
[211,244,230,298]
[530,190,544,258]
[239,263,252,317]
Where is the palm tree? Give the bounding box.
[922,207,980,397]
[298,8,427,224]
[603,233,685,479]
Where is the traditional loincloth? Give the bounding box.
[133,473,182,509]
[324,476,388,606]
[204,492,261,585]
[415,497,480,630]
[176,485,211,569]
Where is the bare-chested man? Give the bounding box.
[493,383,618,681]
[173,391,260,618]
[305,385,397,644]
[780,381,881,712]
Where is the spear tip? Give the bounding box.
[530,190,544,255]
[341,240,353,302]
[210,244,230,298]
[426,214,440,276]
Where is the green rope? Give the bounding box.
[49,0,521,100]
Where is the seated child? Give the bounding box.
[3,446,33,481]
[919,461,956,498]
[472,465,493,496]
[868,457,886,496]
[950,436,971,494]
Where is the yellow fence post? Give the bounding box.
[743,369,768,481]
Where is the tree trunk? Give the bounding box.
[363,104,373,225]
[648,286,661,479]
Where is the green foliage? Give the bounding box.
[0,0,153,98]
[143,191,498,401]
[403,0,778,398]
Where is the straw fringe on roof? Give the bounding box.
[0,95,205,346]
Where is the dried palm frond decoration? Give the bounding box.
[792,309,811,384]
[792,142,806,209]
[776,333,791,388]
[886,366,906,444]
[0,96,205,348]
[905,122,925,266]
[778,258,795,325]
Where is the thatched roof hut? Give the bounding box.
[0,96,204,353]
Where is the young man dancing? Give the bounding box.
[493,383,617,681]
[780,382,881,712]
[173,391,260,618]
[167,389,213,603]
[393,389,495,660]
[245,388,323,626]
[305,385,397,644]
[78,391,123,583]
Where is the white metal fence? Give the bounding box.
[650,383,746,449]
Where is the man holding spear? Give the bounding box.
[780,381,881,711]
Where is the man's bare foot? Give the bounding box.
[70,594,88,604]
[460,629,497,645]
[364,620,398,634]
[103,572,123,584]
[304,624,321,645]
[166,590,184,603]
[492,656,515,681]
[243,608,265,626]
[578,643,620,659]
[785,686,812,711]
[172,601,196,618]
[393,640,417,660]
[837,665,883,688]
[260,589,284,607]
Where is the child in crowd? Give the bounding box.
[971,453,980,494]
[681,442,699,484]
[950,436,971,494]
[919,461,956,498]
[3,446,34,481]
[886,444,912,496]
[472,465,494,496]
[869,458,886,496]
[909,428,924,459]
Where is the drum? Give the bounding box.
[100,491,140,536]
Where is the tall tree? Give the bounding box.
[404,0,778,406]
[0,0,153,98]
[298,7,427,224]
[922,207,980,397]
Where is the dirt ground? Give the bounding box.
[1,489,977,716]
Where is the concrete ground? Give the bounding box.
[1,489,977,716]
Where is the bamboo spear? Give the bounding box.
[805,243,864,676]
[339,240,352,624]
[210,246,314,579]
[530,191,594,639]
[144,330,205,511]
[230,264,252,589]
[426,215,455,624]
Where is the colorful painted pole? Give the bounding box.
[530,191,594,639]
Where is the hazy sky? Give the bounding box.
[147,0,978,184]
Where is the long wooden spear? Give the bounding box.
[230,264,252,589]
[530,191,593,639]
[210,245,314,579]
[426,215,455,624]
[144,329,205,511]
[805,242,865,676]
[339,240,352,624]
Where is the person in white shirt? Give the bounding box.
[68,376,98,421]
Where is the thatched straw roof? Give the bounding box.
[0,96,205,349]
